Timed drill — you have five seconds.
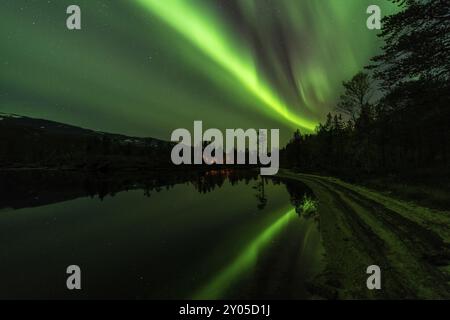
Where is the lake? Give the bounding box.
[0,169,324,299]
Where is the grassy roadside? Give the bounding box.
[362,177,450,211]
[277,170,450,299]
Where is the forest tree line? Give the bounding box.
[281,0,449,181]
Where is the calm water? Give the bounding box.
[0,170,324,299]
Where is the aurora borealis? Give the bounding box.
[0,0,398,144]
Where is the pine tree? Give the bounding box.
[371,0,450,90]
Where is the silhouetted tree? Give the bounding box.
[336,72,373,123]
[371,0,449,91]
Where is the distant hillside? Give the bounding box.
[0,113,174,170]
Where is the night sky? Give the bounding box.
[0,0,398,144]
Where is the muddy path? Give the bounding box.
[278,170,450,299]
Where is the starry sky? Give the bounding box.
[0,0,399,144]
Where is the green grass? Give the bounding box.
[364,178,450,211]
[298,195,318,218]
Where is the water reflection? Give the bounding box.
[0,169,260,210]
[0,169,323,299]
[193,208,296,299]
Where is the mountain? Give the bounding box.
[0,113,174,170]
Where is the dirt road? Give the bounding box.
[279,170,450,299]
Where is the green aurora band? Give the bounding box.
[135,0,317,132]
[0,0,399,142]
